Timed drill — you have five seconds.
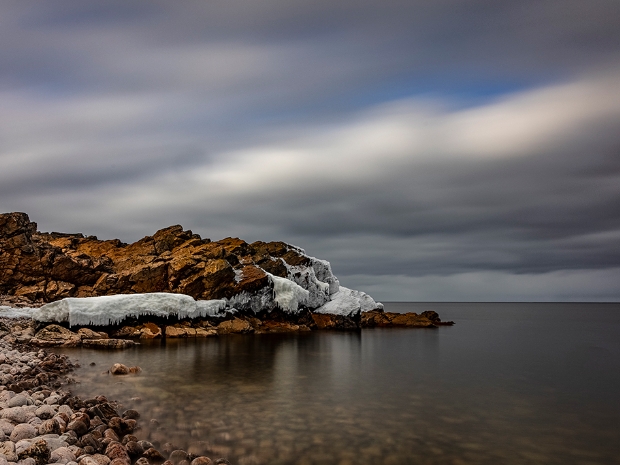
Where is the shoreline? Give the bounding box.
[0,317,227,465]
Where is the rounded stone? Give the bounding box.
[135,458,150,465]
[35,404,56,420]
[91,453,111,465]
[7,394,30,407]
[109,364,129,375]
[39,418,62,435]
[168,450,188,465]
[50,446,77,464]
[110,459,130,465]
[190,458,212,465]
[125,441,144,458]
[121,410,140,420]
[10,422,37,441]
[67,420,88,436]
[143,448,165,463]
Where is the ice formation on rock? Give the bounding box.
[314,287,384,316]
[268,274,310,313]
[31,293,229,327]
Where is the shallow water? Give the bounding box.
[56,303,620,465]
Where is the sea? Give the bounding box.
[56,302,620,465]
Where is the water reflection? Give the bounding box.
[56,303,620,465]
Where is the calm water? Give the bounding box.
[56,303,620,465]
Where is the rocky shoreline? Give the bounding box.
[0,317,229,465]
[0,306,451,350]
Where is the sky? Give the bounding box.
[1,0,620,301]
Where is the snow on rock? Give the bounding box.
[0,306,36,319]
[285,265,330,308]
[268,274,310,313]
[31,293,229,327]
[309,258,340,295]
[314,286,383,316]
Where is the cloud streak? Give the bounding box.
[1,1,619,300]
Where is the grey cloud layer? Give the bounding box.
[1,1,619,300]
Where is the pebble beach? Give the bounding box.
[0,318,228,465]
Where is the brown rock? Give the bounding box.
[140,322,162,338]
[78,327,105,339]
[110,363,130,375]
[125,441,145,458]
[190,457,212,465]
[216,318,254,335]
[110,458,131,465]
[311,313,338,329]
[165,325,190,338]
[195,327,217,337]
[388,313,434,327]
[168,450,188,465]
[104,428,121,442]
[87,402,119,421]
[30,324,81,347]
[143,448,166,463]
[105,441,130,462]
[18,439,50,465]
[67,419,89,436]
[91,454,112,465]
[38,418,61,435]
[83,339,136,349]
[259,320,303,333]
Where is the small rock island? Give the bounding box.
[0,212,452,348]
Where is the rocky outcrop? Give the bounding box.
[0,212,338,313]
[1,212,454,332]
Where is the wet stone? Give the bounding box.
[168,450,188,465]
[143,447,166,463]
[109,364,129,376]
[122,409,140,420]
[125,441,144,458]
[190,457,212,465]
[105,442,129,462]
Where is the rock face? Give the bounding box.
[0,212,341,313]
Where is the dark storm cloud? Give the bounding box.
[1,0,620,300]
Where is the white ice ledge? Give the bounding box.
[31,293,229,327]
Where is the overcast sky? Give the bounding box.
[2,0,619,301]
